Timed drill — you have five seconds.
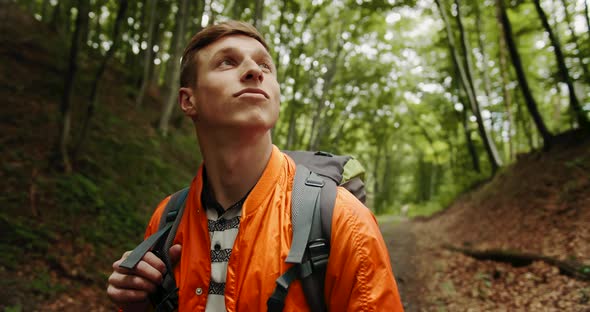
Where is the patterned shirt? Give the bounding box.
[201,174,248,312]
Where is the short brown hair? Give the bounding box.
[180,21,270,88]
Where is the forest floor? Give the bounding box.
[1,2,589,311]
[382,132,590,311]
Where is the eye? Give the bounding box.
[259,62,272,72]
[219,58,235,67]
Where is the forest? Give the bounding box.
[1,0,589,310]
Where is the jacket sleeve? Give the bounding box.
[324,188,404,311]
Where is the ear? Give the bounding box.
[179,87,197,117]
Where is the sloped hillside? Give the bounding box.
[0,3,199,310]
[411,131,590,310]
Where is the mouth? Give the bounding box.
[233,88,269,99]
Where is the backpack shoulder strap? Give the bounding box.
[120,188,189,270]
[301,166,337,312]
[119,187,189,312]
[268,164,335,312]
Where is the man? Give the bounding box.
[107,21,404,311]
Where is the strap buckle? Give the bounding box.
[307,238,329,269]
[305,177,325,188]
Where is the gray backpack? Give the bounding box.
[120,151,367,312]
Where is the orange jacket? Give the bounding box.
[145,146,404,311]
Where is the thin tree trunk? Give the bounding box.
[533,0,589,130]
[373,144,383,213]
[274,0,286,78]
[474,1,493,104]
[159,0,189,136]
[496,0,553,148]
[286,47,309,149]
[128,1,146,85]
[495,0,514,161]
[462,103,481,172]
[560,0,590,84]
[285,106,297,150]
[309,41,342,151]
[253,0,264,29]
[55,0,89,173]
[91,0,105,46]
[436,0,502,173]
[170,0,206,130]
[64,0,73,35]
[454,0,502,171]
[585,0,590,43]
[135,0,157,108]
[49,1,61,31]
[41,0,49,21]
[73,0,128,158]
[381,150,393,209]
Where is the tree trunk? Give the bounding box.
[373,144,383,212]
[560,0,590,84]
[274,0,286,77]
[55,0,90,172]
[309,41,342,151]
[474,1,493,105]
[64,0,73,35]
[495,0,514,161]
[91,0,105,46]
[585,0,590,44]
[127,1,146,85]
[454,0,503,171]
[496,0,553,148]
[158,0,190,136]
[253,0,264,29]
[49,0,61,31]
[462,104,481,172]
[533,0,589,130]
[135,0,158,108]
[170,0,206,130]
[41,0,49,22]
[73,0,128,158]
[436,0,502,173]
[444,244,590,281]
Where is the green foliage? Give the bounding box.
[28,268,67,298]
[0,213,53,269]
[55,173,104,215]
[3,305,23,312]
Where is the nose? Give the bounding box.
[240,59,264,83]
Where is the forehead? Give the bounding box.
[198,35,271,63]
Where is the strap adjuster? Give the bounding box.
[307,239,329,269]
[305,177,325,188]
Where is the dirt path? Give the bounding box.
[378,216,423,311]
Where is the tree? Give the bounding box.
[495,0,515,160]
[496,0,553,148]
[135,0,158,108]
[435,0,503,173]
[533,0,589,130]
[54,0,89,172]
[253,0,264,28]
[158,0,190,136]
[559,0,590,84]
[74,0,129,157]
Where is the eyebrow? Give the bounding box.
[210,46,272,63]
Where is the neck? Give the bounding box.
[196,127,273,209]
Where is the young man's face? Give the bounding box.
[183,35,280,132]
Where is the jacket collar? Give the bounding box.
[190,145,285,218]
